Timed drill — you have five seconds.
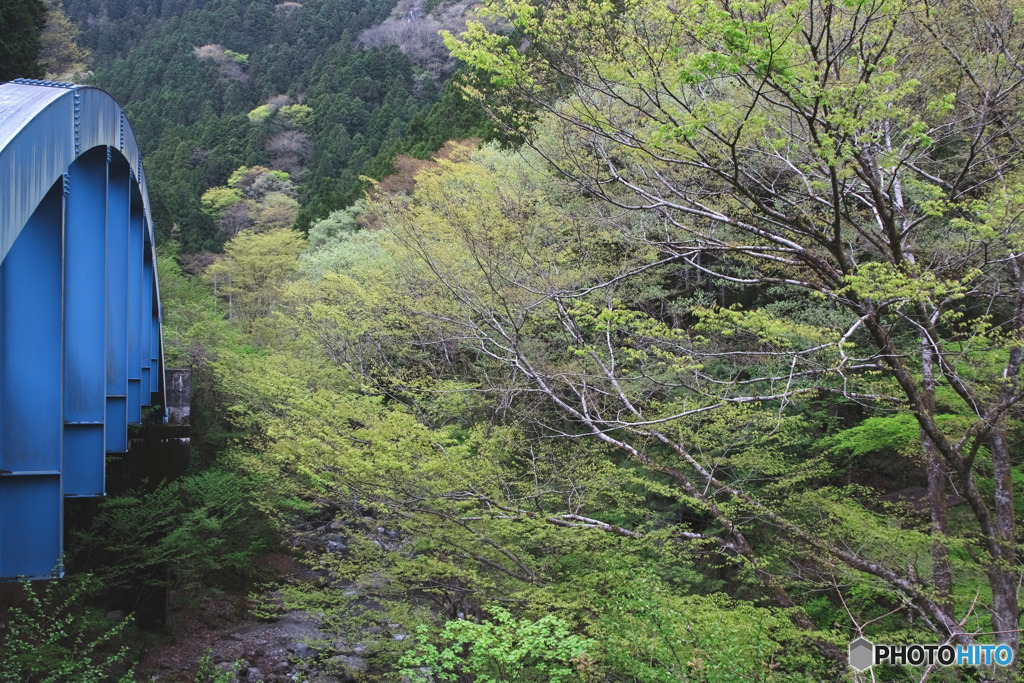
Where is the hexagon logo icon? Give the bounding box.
[849,637,874,671]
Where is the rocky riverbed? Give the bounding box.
[139,512,415,682]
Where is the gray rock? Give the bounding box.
[267,657,291,674]
[290,642,318,660]
[365,573,388,589]
[332,639,369,656]
[326,654,368,675]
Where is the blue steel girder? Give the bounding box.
[0,80,167,580]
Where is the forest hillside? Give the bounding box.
[2,0,1024,681]
[59,0,493,252]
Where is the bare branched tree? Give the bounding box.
[430,0,1024,662]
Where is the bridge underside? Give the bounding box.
[0,80,165,580]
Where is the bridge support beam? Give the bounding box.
[106,154,131,454]
[0,79,166,580]
[0,182,65,578]
[128,194,144,425]
[64,148,109,498]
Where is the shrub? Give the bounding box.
[400,607,594,683]
[0,575,135,682]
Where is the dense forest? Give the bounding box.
[2,0,1024,680]
[54,0,493,252]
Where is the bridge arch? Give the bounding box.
[0,80,165,580]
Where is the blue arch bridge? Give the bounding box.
[0,79,166,580]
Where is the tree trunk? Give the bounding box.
[988,427,1019,668]
[921,338,954,613]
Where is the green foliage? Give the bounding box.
[256,191,301,231]
[40,0,91,77]
[391,70,500,158]
[247,104,275,124]
[278,104,314,129]
[400,607,595,682]
[227,166,294,194]
[0,0,46,81]
[157,242,242,455]
[441,0,1024,662]
[72,0,1024,677]
[305,202,364,250]
[0,575,135,683]
[201,186,244,217]
[206,228,305,335]
[194,648,241,682]
[66,0,468,248]
[204,141,848,678]
[825,413,923,461]
[298,200,390,280]
[299,228,387,282]
[591,570,831,682]
[73,467,274,591]
[223,49,248,65]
